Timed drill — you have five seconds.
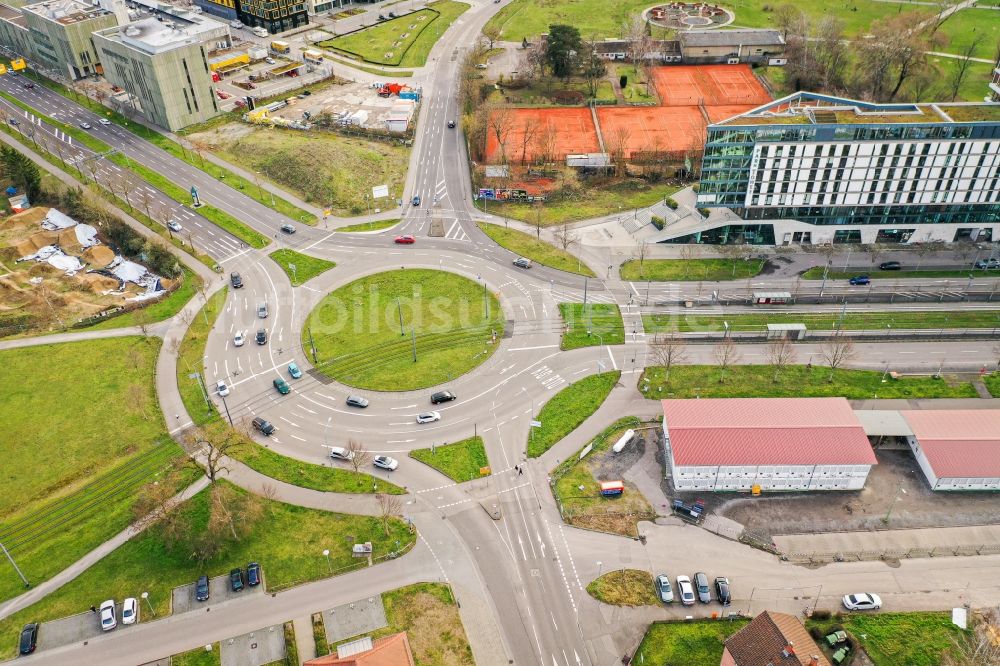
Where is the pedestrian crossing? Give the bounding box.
[531,364,566,391]
[443,219,469,241]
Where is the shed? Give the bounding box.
[752,291,791,305]
[766,323,805,339]
[900,410,1000,491]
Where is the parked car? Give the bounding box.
[280,224,295,234]
[655,574,673,603]
[230,568,245,592]
[475,63,488,69]
[18,623,38,655]
[714,577,731,606]
[79,121,92,130]
[246,562,261,587]
[121,597,138,625]
[374,455,399,471]
[416,411,441,424]
[842,593,881,610]
[216,380,230,397]
[195,575,210,601]
[849,275,870,286]
[975,258,999,270]
[694,572,711,603]
[234,331,245,347]
[346,395,369,408]
[265,57,275,65]
[256,329,267,345]
[99,600,117,631]
[230,272,244,288]
[431,390,456,404]
[328,446,354,461]
[273,378,290,395]
[513,257,532,269]
[287,362,302,379]
[676,575,695,606]
[394,235,416,244]
[8,118,18,126]
[411,195,421,206]
[879,261,902,271]
[98,118,112,126]
[252,416,275,436]
[447,120,456,128]
[167,220,182,232]
[257,302,268,318]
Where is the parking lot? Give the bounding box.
[172,572,265,615]
[36,601,140,653]
[220,624,286,666]
[320,594,388,644]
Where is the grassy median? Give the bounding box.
[643,310,1000,334]
[528,371,620,457]
[559,303,624,350]
[586,569,659,606]
[409,437,489,482]
[477,223,596,276]
[269,249,336,287]
[620,258,764,282]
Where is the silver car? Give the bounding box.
[416,411,441,424]
[694,572,711,603]
[655,574,673,603]
[676,575,695,606]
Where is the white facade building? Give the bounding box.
[662,397,877,492]
[901,410,1000,491]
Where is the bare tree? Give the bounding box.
[519,40,547,81]
[946,34,985,102]
[186,427,236,482]
[914,240,945,269]
[712,337,740,383]
[819,335,856,382]
[486,101,514,166]
[862,243,886,268]
[132,306,154,339]
[943,609,1000,665]
[376,493,402,536]
[137,185,155,222]
[717,244,747,277]
[607,125,631,175]
[130,461,186,540]
[553,221,578,251]
[766,337,797,383]
[481,24,502,50]
[772,4,804,42]
[347,438,373,475]
[536,121,558,166]
[209,482,264,542]
[126,383,149,420]
[650,332,687,383]
[814,17,848,91]
[518,115,540,165]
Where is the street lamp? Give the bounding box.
[322,548,331,573]
[596,560,603,577]
[883,486,907,525]
[141,591,155,617]
[588,330,604,348]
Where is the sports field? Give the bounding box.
[651,64,771,107]
[485,107,600,163]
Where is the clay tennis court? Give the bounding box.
[484,108,600,163]
[652,64,771,107]
[596,106,708,159]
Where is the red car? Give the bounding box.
[394,235,415,244]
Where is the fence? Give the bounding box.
[665,327,1000,344]
[783,542,1000,565]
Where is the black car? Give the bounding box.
[879,261,902,270]
[247,562,261,587]
[280,224,295,234]
[230,568,244,592]
[230,272,243,288]
[23,82,34,89]
[195,575,210,602]
[18,623,38,655]
[715,577,731,606]
[252,416,275,436]
[431,390,456,404]
[447,120,456,128]
[256,329,267,345]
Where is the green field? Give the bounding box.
[801,266,999,280]
[409,437,489,482]
[0,482,416,661]
[621,258,765,282]
[933,8,1000,61]
[586,569,658,606]
[528,371,620,457]
[477,223,596,276]
[559,303,624,350]
[808,612,966,666]
[336,218,401,232]
[172,644,221,666]
[640,365,978,399]
[305,269,505,390]
[269,249,336,287]
[986,372,1000,398]
[643,310,1000,334]
[176,288,226,424]
[634,619,749,666]
[320,1,469,67]
[614,64,655,103]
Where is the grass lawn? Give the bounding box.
[559,303,624,350]
[933,8,1000,61]
[552,417,654,537]
[926,57,995,103]
[477,180,680,227]
[494,75,616,105]
[177,288,227,425]
[586,569,658,606]
[614,64,656,103]
[621,258,765,282]
[528,371,620,458]
[319,1,469,67]
[305,269,505,391]
[345,583,474,666]
[336,218,401,232]
[801,266,1000,280]
[633,619,749,666]
[322,52,415,77]
[808,612,965,666]
[187,124,409,217]
[0,481,416,661]
[986,372,1000,398]
[639,365,978,399]
[82,266,202,331]
[644,310,1000,334]
[172,644,221,666]
[409,437,489,482]
[269,249,336,287]
[477,223,596,276]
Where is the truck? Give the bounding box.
[378,82,404,97]
[270,40,290,54]
[248,46,267,61]
[302,49,323,63]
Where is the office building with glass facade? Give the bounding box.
[690,92,1000,245]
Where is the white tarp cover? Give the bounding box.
[111,260,147,284]
[19,245,60,261]
[41,209,77,230]
[17,246,83,275]
[75,224,99,248]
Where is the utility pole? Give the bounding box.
[397,297,405,336]
[583,277,588,306]
[0,540,29,588]
[307,327,318,362]
[194,372,211,410]
[410,327,417,362]
[220,394,233,426]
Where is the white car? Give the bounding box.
[843,593,881,611]
[373,456,398,471]
[416,411,441,424]
[99,599,117,631]
[328,446,354,461]
[121,597,138,625]
[98,118,112,125]
[167,220,182,232]
[676,575,695,606]
[216,380,230,397]
[234,331,245,347]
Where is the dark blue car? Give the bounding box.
[849,275,871,286]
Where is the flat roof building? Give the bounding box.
[0,4,33,62]
[690,92,1000,246]
[901,410,1000,491]
[10,0,123,79]
[678,29,785,66]
[93,10,228,130]
[662,397,877,492]
[236,0,306,34]
[992,55,1000,103]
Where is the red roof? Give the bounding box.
[901,410,1000,478]
[662,398,877,467]
[306,633,415,666]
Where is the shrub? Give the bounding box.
[651,215,664,230]
[692,183,700,192]
[697,207,710,218]
[809,627,824,640]
[664,196,679,210]
[811,609,832,621]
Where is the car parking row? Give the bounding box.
[655,572,731,607]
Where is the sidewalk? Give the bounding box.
[774,524,1000,556]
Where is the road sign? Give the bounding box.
[530,420,542,428]
[372,184,389,199]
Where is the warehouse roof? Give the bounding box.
[662,397,877,467]
[900,410,1000,478]
[679,29,784,48]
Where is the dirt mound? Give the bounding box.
[79,272,121,292]
[4,207,48,228]
[82,245,115,267]
[57,228,85,255]
[14,231,60,257]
